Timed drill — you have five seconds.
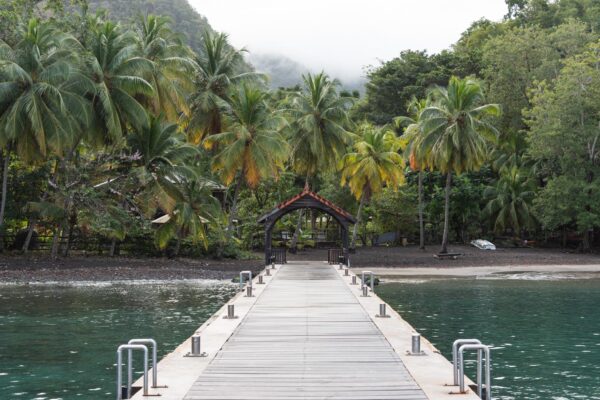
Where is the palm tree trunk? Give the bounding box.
[290,209,304,252]
[22,217,36,253]
[109,238,117,257]
[174,234,182,257]
[50,226,61,260]
[440,172,452,254]
[23,190,48,254]
[290,176,310,252]
[351,193,366,249]
[227,171,244,238]
[418,170,425,250]
[0,148,11,252]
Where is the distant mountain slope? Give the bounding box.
[248,53,309,89]
[86,1,365,93]
[88,0,220,55]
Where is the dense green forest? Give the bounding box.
[1,0,599,259]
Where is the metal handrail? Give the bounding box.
[458,344,492,400]
[239,270,252,290]
[452,339,482,385]
[361,271,375,292]
[128,339,158,388]
[116,344,148,400]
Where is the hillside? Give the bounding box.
[248,53,309,89]
[87,0,225,57]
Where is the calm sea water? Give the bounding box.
[377,274,600,400]
[0,281,237,400]
[2,276,600,400]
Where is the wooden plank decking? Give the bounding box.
[184,263,427,400]
[130,261,482,400]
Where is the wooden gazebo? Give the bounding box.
[257,185,356,265]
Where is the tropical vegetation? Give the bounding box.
[2,0,600,259]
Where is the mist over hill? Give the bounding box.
[86,0,364,92]
[247,53,309,89]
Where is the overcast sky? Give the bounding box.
[188,0,507,81]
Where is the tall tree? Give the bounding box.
[134,14,196,122]
[84,18,154,145]
[187,32,254,144]
[526,45,600,250]
[203,84,288,237]
[396,97,429,250]
[128,115,198,215]
[0,19,89,250]
[420,77,500,253]
[339,123,404,248]
[286,72,353,249]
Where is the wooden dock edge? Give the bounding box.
[339,264,481,400]
[129,262,482,400]
[129,266,281,400]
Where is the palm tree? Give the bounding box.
[128,115,198,215]
[203,84,288,236]
[420,77,500,254]
[84,19,154,144]
[396,97,429,250]
[288,72,353,177]
[286,72,353,249]
[154,180,223,256]
[339,123,405,248]
[134,15,196,122]
[187,32,255,144]
[0,19,89,250]
[484,166,536,236]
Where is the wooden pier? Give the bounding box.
[130,262,481,400]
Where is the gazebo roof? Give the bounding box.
[258,185,356,224]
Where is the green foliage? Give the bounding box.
[0,18,89,162]
[525,43,600,246]
[287,72,354,178]
[419,77,500,175]
[187,32,257,143]
[484,166,536,234]
[339,123,404,200]
[370,186,418,236]
[204,84,288,188]
[5,0,600,257]
[357,50,470,125]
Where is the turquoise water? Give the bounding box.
[377,274,600,400]
[0,281,237,400]
[3,275,600,400]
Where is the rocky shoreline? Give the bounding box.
[0,256,264,283]
[2,245,600,283]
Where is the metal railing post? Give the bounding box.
[116,344,148,400]
[239,271,252,291]
[458,344,491,400]
[361,271,374,292]
[412,333,421,354]
[128,339,158,388]
[452,339,482,385]
[225,304,236,319]
[376,303,390,318]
